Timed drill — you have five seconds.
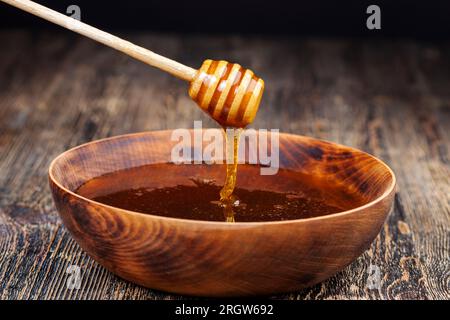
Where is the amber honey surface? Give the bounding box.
[76,163,365,222]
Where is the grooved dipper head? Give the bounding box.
[189,60,265,128]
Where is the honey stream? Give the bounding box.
[219,128,242,223]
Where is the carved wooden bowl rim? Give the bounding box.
[49,130,396,226]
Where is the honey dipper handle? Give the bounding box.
[2,0,197,81]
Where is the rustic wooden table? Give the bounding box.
[0,30,448,300]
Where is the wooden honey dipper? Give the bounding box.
[2,0,265,128]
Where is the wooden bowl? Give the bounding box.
[49,130,395,297]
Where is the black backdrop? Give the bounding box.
[0,0,449,39]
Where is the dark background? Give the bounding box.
[0,0,449,40]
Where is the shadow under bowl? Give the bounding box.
[49,130,395,297]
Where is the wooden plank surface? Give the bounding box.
[0,30,448,300]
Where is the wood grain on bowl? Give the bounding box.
[49,130,395,296]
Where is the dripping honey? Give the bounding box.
[72,59,357,223]
[218,128,241,222]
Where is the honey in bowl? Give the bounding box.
[49,130,396,296]
[76,163,366,222]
